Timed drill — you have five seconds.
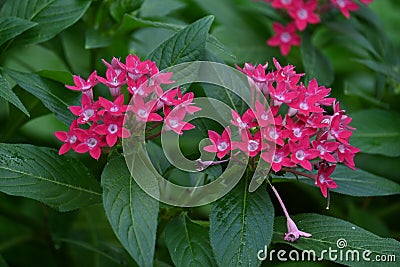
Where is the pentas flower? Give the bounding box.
[269,0,294,9]
[65,71,97,100]
[233,130,263,157]
[288,0,320,31]
[254,101,279,127]
[289,137,319,171]
[161,87,202,115]
[54,120,80,155]
[131,96,163,122]
[283,115,316,141]
[270,185,311,242]
[57,54,199,160]
[273,58,304,88]
[164,107,195,135]
[97,59,126,98]
[204,127,232,159]
[336,143,360,170]
[268,81,299,106]
[263,0,373,55]
[236,63,273,94]
[290,84,325,115]
[331,0,359,19]
[121,54,158,81]
[231,109,257,130]
[94,113,130,147]
[267,22,301,56]
[315,163,338,198]
[97,94,127,116]
[312,138,339,163]
[266,144,295,172]
[263,124,285,146]
[74,126,106,160]
[69,94,100,124]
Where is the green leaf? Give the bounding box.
[148,15,214,69]
[55,238,133,266]
[0,73,29,116]
[210,177,274,267]
[0,143,102,211]
[301,31,334,86]
[139,0,184,18]
[353,59,400,83]
[110,0,142,22]
[120,15,230,60]
[276,165,400,197]
[165,214,217,266]
[326,21,381,60]
[0,255,9,267]
[85,28,112,49]
[350,109,400,157]
[119,14,183,33]
[101,156,159,267]
[273,214,400,266]
[0,0,91,45]
[36,70,73,85]
[4,68,80,125]
[146,141,170,175]
[0,16,36,46]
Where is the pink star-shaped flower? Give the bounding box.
[331,0,359,19]
[288,0,320,31]
[203,127,231,159]
[54,120,80,155]
[267,22,301,56]
[315,163,338,198]
[65,71,98,100]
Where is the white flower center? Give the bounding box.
[236,118,247,128]
[297,8,308,20]
[248,140,259,152]
[281,0,291,4]
[110,106,119,112]
[138,108,148,118]
[319,174,326,183]
[269,130,279,140]
[83,109,94,121]
[280,32,291,43]
[338,144,345,153]
[295,150,306,161]
[299,102,309,110]
[217,141,228,151]
[69,135,77,144]
[317,145,325,154]
[108,124,118,134]
[169,118,179,128]
[261,112,269,121]
[87,137,97,149]
[336,0,346,8]
[273,154,283,163]
[293,128,302,138]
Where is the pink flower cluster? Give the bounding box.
[264,0,374,55]
[204,58,359,198]
[55,55,200,160]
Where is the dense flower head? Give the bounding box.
[57,54,201,159]
[202,58,359,199]
[263,0,374,55]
